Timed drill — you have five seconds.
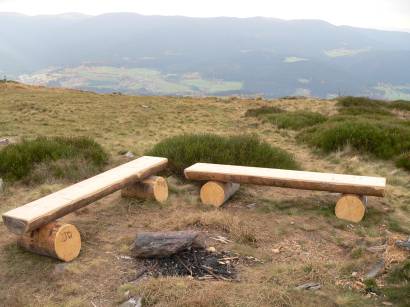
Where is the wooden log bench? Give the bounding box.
[2,156,168,261]
[184,163,386,223]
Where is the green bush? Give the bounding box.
[147,134,298,176]
[390,100,410,112]
[396,152,410,171]
[265,111,327,130]
[0,137,108,182]
[245,106,283,117]
[246,106,326,130]
[382,260,410,306]
[298,117,410,160]
[337,96,410,114]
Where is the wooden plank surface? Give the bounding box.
[184,163,386,197]
[2,156,168,235]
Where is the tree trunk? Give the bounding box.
[122,176,168,203]
[130,231,205,258]
[17,222,81,262]
[335,194,367,223]
[200,181,240,207]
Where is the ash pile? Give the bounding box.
[130,230,262,281]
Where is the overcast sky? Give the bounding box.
[1,0,409,31]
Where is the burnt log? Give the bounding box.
[130,231,205,258]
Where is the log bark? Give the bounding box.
[130,231,205,258]
[17,222,81,262]
[122,176,168,203]
[335,194,367,223]
[200,181,240,207]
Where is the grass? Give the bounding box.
[147,134,298,176]
[246,106,326,130]
[0,84,409,306]
[298,117,410,170]
[396,152,410,171]
[381,260,410,306]
[337,96,410,113]
[265,111,327,130]
[0,136,108,182]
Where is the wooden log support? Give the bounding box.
[122,176,168,203]
[200,181,240,207]
[335,194,368,223]
[130,231,205,258]
[2,156,168,235]
[17,222,81,262]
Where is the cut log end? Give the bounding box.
[335,194,367,223]
[200,181,240,207]
[122,176,168,203]
[18,222,81,262]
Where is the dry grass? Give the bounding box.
[0,83,409,306]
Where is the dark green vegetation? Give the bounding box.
[246,107,326,130]
[396,152,410,171]
[299,117,410,159]
[247,97,410,171]
[337,96,410,114]
[0,137,108,183]
[147,134,298,176]
[364,260,410,307]
[299,97,410,170]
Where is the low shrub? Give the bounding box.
[396,152,410,171]
[382,260,410,306]
[390,100,410,112]
[298,117,410,160]
[246,106,326,130]
[245,106,283,117]
[0,137,108,182]
[265,111,327,130]
[147,134,298,176]
[337,96,410,114]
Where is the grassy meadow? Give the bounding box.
[0,82,409,306]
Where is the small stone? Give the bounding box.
[119,297,142,307]
[290,221,295,225]
[365,259,385,279]
[296,282,321,291]
[351,271,358,277]
[53,263,68,275]
[246,203,256,209]
[124,151,135,159]
[395,237,410,251]
[382,302,393,306]
[272,248,280,254]
[207,246,216,253]
[0,138,9,145]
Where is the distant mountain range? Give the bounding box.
[1,13,410,99]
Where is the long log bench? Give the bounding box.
[2,156,168,261]
[184,163,386,223]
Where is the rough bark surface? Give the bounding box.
[131,231,205,258]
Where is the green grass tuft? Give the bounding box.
[382,260,410,306]
[265,111,327,130]
[147,134,298,176]
[298,117,410,160]
[396,152,410,171]
[0,137,108,183]
[246,106,326,130]
[245,106,283,117]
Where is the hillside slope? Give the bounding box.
[1,13,410,98]
[0,83,409,306]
